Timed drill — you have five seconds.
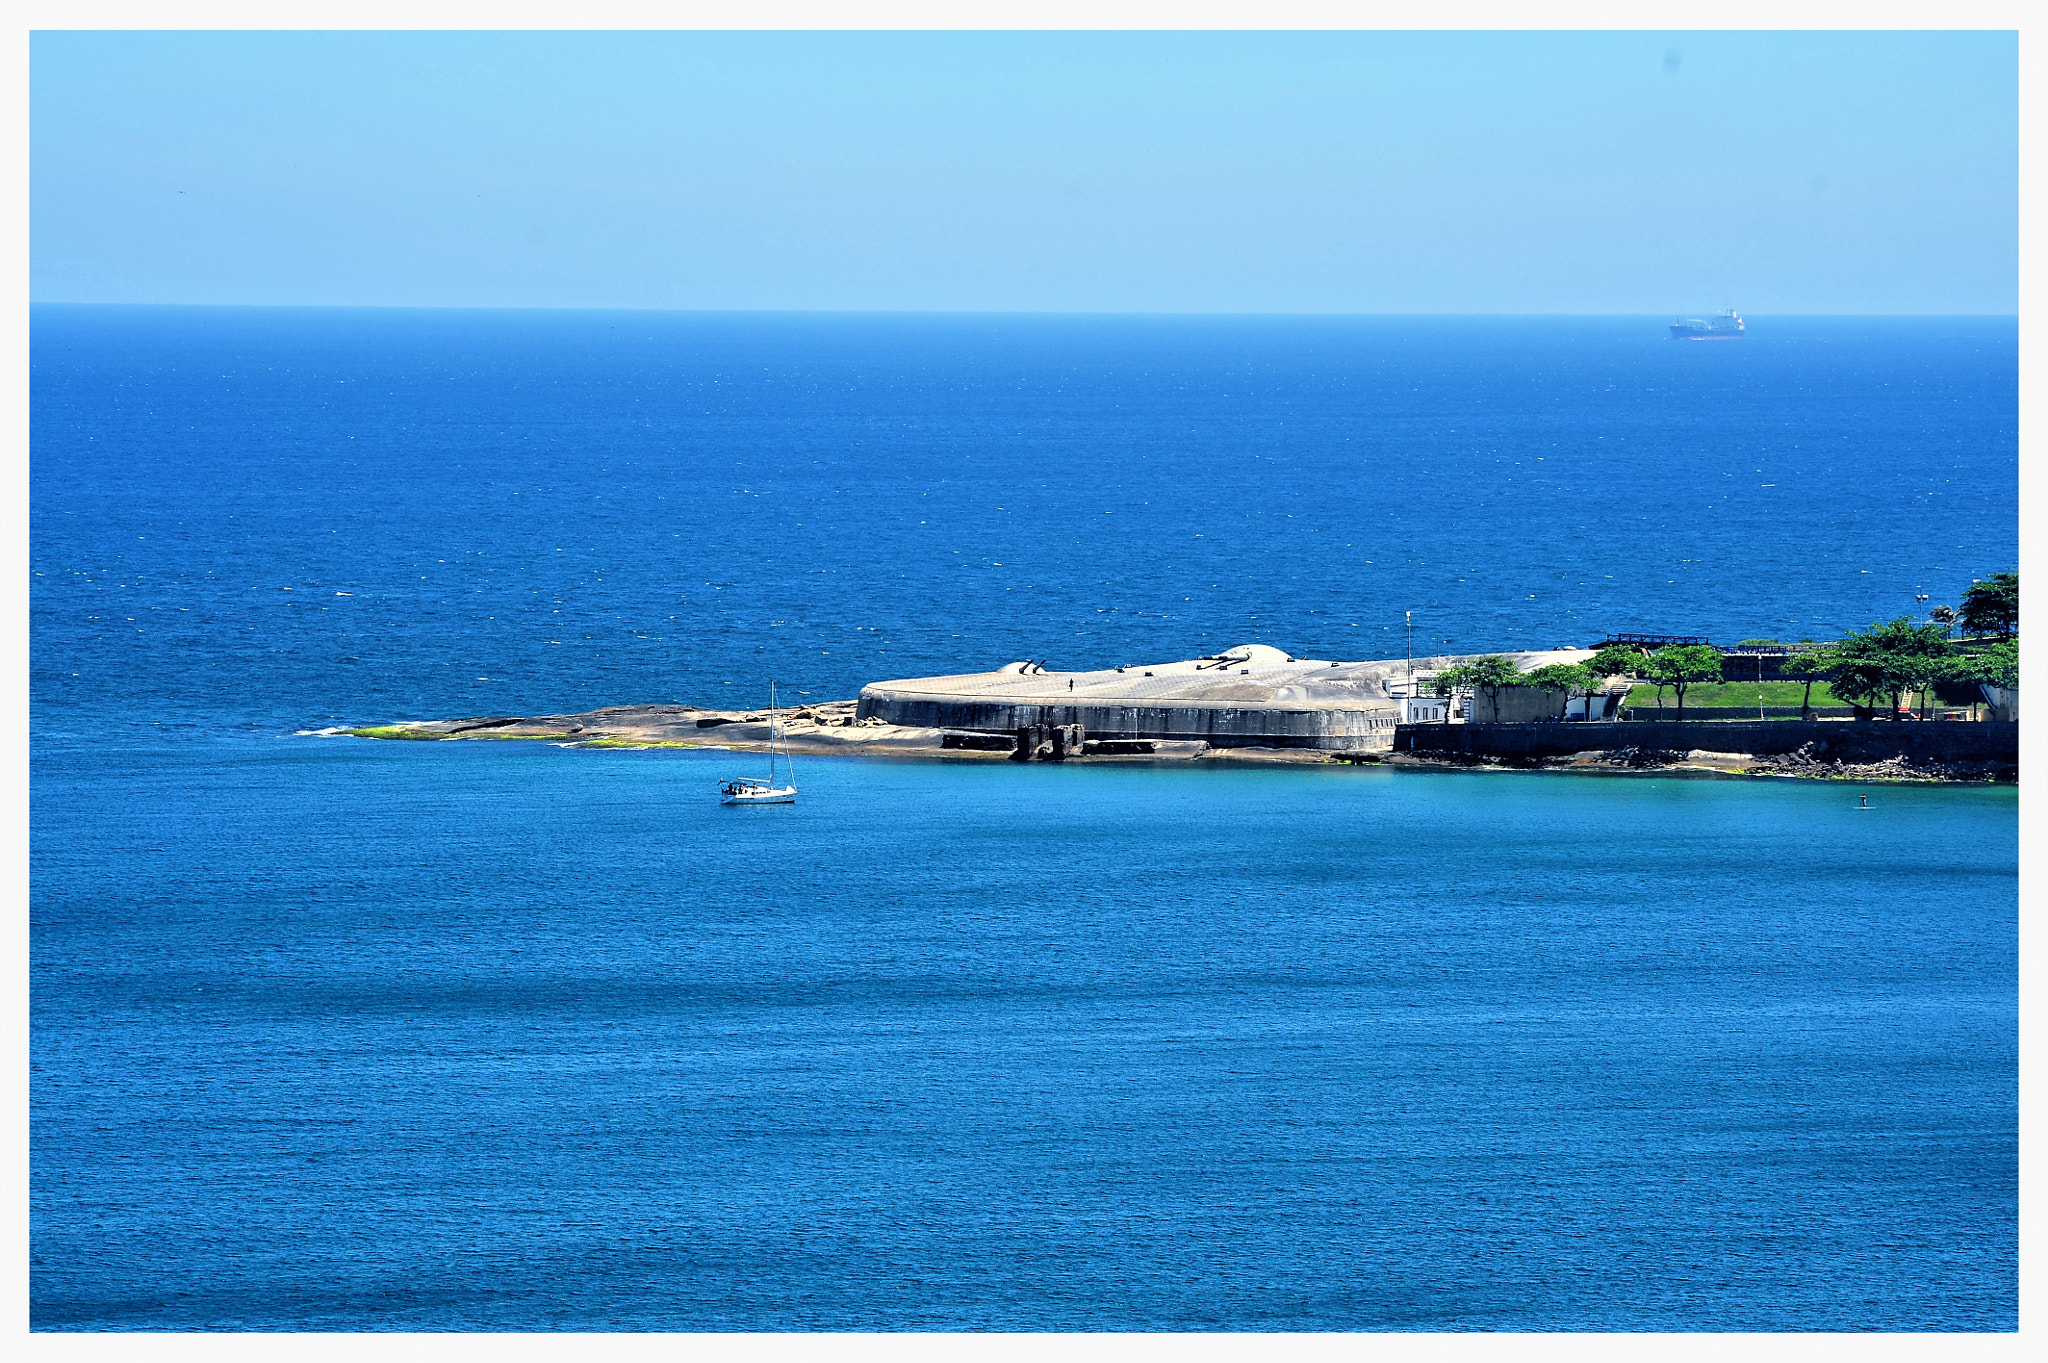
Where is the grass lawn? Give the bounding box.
[1624,681,1847,708]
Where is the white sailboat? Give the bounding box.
[720,681,798,805]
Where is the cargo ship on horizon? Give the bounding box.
[1670,308,1745,340]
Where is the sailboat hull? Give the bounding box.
[721,785,797,806]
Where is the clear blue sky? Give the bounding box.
[30,30,2017,313]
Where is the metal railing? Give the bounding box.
[1595,632,1711,649]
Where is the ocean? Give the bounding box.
[29,308,2018,1330]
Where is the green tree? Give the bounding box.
[1833,616,1957,720]
[1972,641,2018,690]
[1828,657,1892,717]
[1955,640,2017,694]
[1586,645,1649,713]
[1570,660,1616,720]
[1433,655,1524,722]
[1892,652,1944,719]
[1891,617,1954,718]
[1523,662,1597,721]
[1959,571,2018,639]
[1642,645,1723,721]
[1776,645,1838,720]
[1586,644,1648,680]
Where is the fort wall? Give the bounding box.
[1395,719,2018,768]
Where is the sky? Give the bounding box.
[29,30,2018,313]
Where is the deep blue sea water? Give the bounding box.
[31,309,2017,1330]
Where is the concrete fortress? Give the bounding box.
[857,644,1598,751]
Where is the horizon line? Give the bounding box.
[26,302,2021,320]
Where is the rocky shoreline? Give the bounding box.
[343,701,2012,782]
[1372,747,2013,784]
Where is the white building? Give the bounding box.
[857,645,1591,750]
[1400,695,1452,724]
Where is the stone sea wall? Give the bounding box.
[1396,719,2017,769]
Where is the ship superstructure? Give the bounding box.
[1669,308,1745,340]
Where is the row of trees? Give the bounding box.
[1799,572,2017,718]
[1428,619,2017,724]
[1432,643,1725,720]
[1774,619,2016,720]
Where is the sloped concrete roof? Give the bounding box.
[862,646,1597,714]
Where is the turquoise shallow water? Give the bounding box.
[31,731,2017,1330]
[31,310,2018,1328]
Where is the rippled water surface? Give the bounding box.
[31,310,2018,1329]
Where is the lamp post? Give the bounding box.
[1405,610,1413,698]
